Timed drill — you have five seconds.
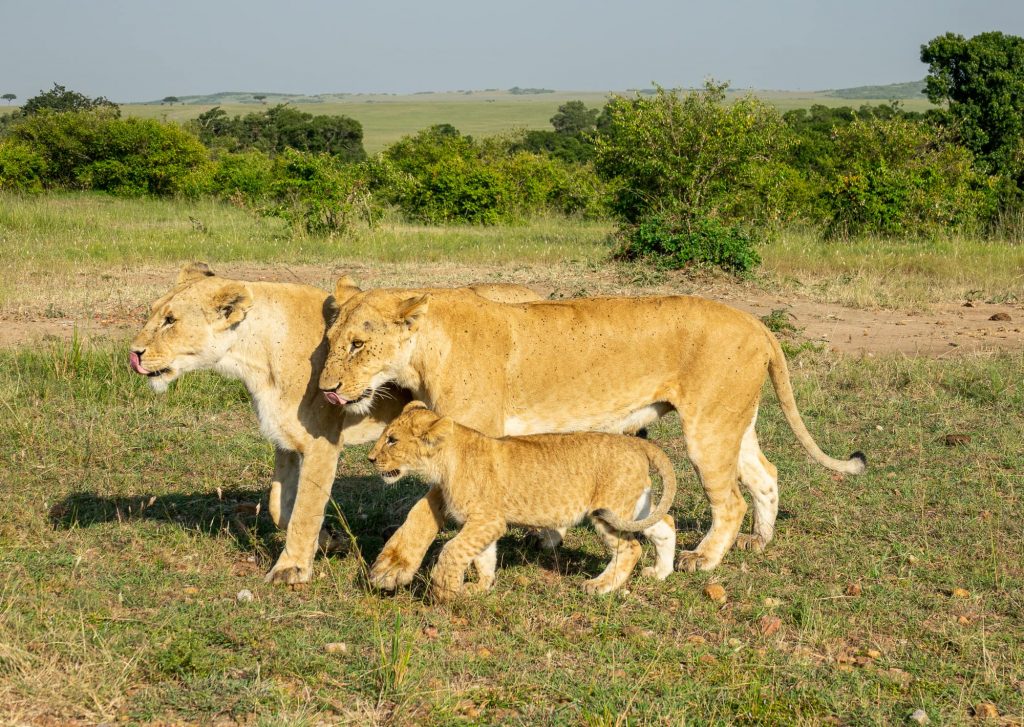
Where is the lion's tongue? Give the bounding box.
[128,351,151,375]
[323,391,348,406]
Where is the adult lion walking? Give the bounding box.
[316,288,865,590]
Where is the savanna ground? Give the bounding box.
[0,192,1022,725]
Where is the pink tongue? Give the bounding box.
[128,351,150,375]
[323,391,348,406]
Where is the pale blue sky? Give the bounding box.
[1,0,1023,102]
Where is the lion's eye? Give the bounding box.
[385,435,397,447]
[350,340,364,353]
[163,315,176,327]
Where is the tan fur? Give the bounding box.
[129,263,540,585]
[319,287,865,589]
[368,402,678,600]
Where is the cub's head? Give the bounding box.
[319,285,430,415]
[129,263,253,392]
[368,401,453,484]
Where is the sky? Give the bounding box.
[1,0,1023,102]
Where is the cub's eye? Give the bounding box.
[385,435,397,447]
[350,340,364,353]
[163,315,176,327]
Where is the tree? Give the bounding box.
[162,96,179,105]
[1,94,15,104]
[254,94,267,104]
[550,100,598,135]
[921,31,1024,172]
[21,83,119,116]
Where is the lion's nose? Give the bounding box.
[367,451,377,463]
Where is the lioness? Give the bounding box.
[318,288,865,590]
[369,401,678,600]
[129,263,540,584]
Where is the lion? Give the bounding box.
[317,287,866,590]
[129,263,540,584]
[369,401,677,600]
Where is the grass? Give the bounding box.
[116,89,935,154]
[0,338,1021,723]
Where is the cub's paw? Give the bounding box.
[264,562,311,585]
[641,565,672,581]
[464,577,495,594]
[525,528,563,551]
[675,550,716,573]
[581,577,616,595]
[369,552,417,591]
[734,534,768,552]
[428,582,462,603]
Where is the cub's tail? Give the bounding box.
[593,441,677,533]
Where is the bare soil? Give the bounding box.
[2,262,1021,356]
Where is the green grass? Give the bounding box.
[118,89,935,155]
[1,338,1021,723]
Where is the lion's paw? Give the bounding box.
[641,565,671,581]
[735,534,768,552]
[675,550,715,573]
[369,551,417,591]
[264,562,311,585]
[581,577,616,595]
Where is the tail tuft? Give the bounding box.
[849,451,867,474]
[591,508,613,525]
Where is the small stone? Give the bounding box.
[727,638,743,649]
[698,653,718,665]
[989,312,1011,322]
[324,642,348,654]
[759,616,782,637]
[422,625,439,640]
[763,597,782,608]
[951,587,970,598]
[906,554,919,564]
[909,708,929,725]
[855,655,873,667]
[475,646,492,658]
[236,589,253,603]
[958,615,970,625]
[845,583,863,597]
[686,634,707,645]
[887,667,912,685]
[866,649,882,659]
[182,586,199,596]
[973,702,998,720]
[704,583,727,604]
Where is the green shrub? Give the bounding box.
[822,116,985,237]
[615,215,761,273]
[209,151,276,203]
[0,140,48,192]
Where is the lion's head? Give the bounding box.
[367,401,453,484]
[129,263,253,392]
[319,286,430,415]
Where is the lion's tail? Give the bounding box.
[593,441,677,533]
[765,327,866,475]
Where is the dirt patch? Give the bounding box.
[2,262,1021,356]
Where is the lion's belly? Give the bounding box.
[503,402,672,436]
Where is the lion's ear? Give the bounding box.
[424,415,454,445]
[210,282,253,327]
[396,294,430,329]
[333,275,362,304]
[401,400,429,415]
[177,262,215,286]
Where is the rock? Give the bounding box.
[763,597,782,608]
[989,312,1011,322]
[182,586,199,596]
[958,615,971,625]
[942,434,972,447]
[866,649,882,659]
[973,702,998,720]
[845,583,863,597]
[698,653,718,665]
[324,642,348,654]
[236,589,254,603]
[475,646,492,658]
[727,638,743,649]
[704,583,727,604]
[909,708,929,725]
[421,625,439,640]
[686,634,707,645]
[951,587,970,598]
[759,616,782,637]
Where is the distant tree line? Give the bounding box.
[2,30,1023,267]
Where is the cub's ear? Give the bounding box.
[424,415,454,445]
[210,282,253,327]
[177,261,215,286]
[401,400,430,415]
[396,294,430,329]
[333,274,362,302]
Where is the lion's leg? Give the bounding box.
[736,412,779,553]
[269,447,301,529]
[467,540,498,593]
[641,515,676,580]
[675,415,747,573]
[369,485,447,590]
[265,439,341,585]
[583,518,643,594]
[430,518,506,602]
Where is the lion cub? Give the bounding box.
[368,402,677,601]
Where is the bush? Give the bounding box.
[8,110,211,196]
[615,215,761,274]
[822,116,985,237]
[209,152,276,204]
[0,140,48,192]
